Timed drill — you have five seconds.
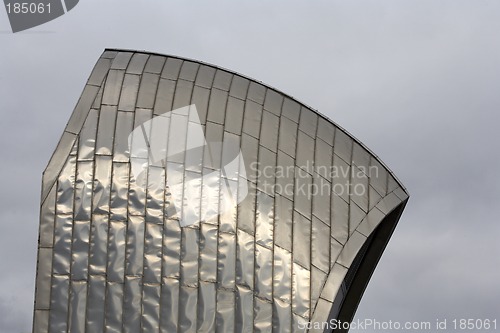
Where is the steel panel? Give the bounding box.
[273,298,292,333]
[113,112,134,162]
[274,195,293,251]
[173,79,194,111]
[293,167,312,219]
[110,162,129,221]
[137,73,160,109]
[263,89,283,116]
[191,86,210,124]
[118,74,140,112]
[126,53,149,74]
[102,69,125,106]
[93,156,112,214]
[235,285,253,332]
[181,227,200,287]
[216,290,235,333]
[107,221,126,283]
[179,61,200,81]
[292,262,310,319]
[195,65,216,89]
[281,98,300,123]
[95,105,117,155]
[161,58,183,80]
[312,173,331,224]
[39,186,56,247]
[296,130,314,171]
[42,131,76,201]
[217,232,236,289]
[309,298,333,333]
[33,310,49,333]
[256,191,274,248]
[229,76,249,100]
[34,50,408,333]
[49,275,69,332]
[142,284,161,333]
[162,219,181,279]
[255,244,273,300]
[254,297,273,333]
[197,282,216,332]
[110,52,133,70]
[225,97,244,135]
[292,212,311,268]
[330,193,349,244]
[179,286,198,333]
[247,81,266,105]
[203,122,223,170]
[89,214,109,274]
[105,282,124,333]
[350,201,367,237]
[376,191,402,215]
[273,245,292,303]
[52,215,73,274]
[71,221,90,280]
[125,215,145,276]
[320,264,348,302]
[314,138,333,181]
[299,108,318,137]
[333,129,353,164]
[260,110,280,152]
[317,117,335,145]
[257,146,276,196]
[242,100,263,139]
[93,86,104,109]
[199,223,218,283]
[160,278,180,332]
[123,276,142,333]
[337,231,367,267]
[66,85,100,135]
[55,155,75,215]
[311,217,330,273]
[144,222,163,284]
[207,88,228,125]
[78,108,98,161]
[332,153,351,203]
[235,229,254,289]
[34,248,53,309]
[275,151,295,201]
[69,281,87,333]
[213,70,233,91]
[154,78,176,115]
[278,116,298,158]
[144,55,166,74]
[310,266,327,310]
[240,133,258,183]
[88,58,112,86]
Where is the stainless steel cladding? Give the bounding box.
[33,49,408,333]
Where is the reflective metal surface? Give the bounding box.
[33,49,408,332]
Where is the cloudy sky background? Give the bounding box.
[1,1,499,332]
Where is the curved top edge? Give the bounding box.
[103,48,408,194]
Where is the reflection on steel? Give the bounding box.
[33,49,408,333]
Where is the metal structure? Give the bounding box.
[33,49,408,332]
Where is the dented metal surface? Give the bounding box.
[33,49,408,332]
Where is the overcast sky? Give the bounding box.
[1,1,499,332]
